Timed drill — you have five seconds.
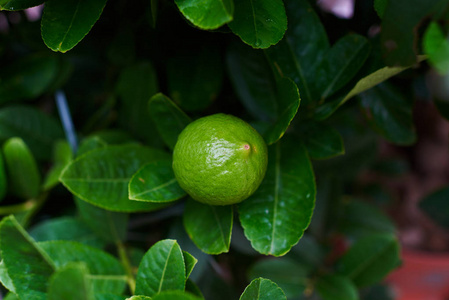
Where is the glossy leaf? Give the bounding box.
[167,47,223,112]
[0,216,55,299]
[265,0,329,104]
[183,198,233,255]
[148,93,191,150]
[152,291,202,300]
[228,0,287,49]
[48,262,94,300]
[336,234,400,287]
[424,22,449,74]
[129,160,186,203]
[315,275,358,300]
[0,151,6,202]
[0,0,44,10]
[419,186,449,229]
[174,0,233,30]
[239,137,316,256]
[296,121,345,160]
[60,144,170,212]
[183,251,198,279]
[43,140,73,190]
[3,137,41,199]
[39,240,127,294]
[359,83,416,145]
[315,34,370,100]
[0,105,64,160]
[0,54,59,103]
[41,0,108,52]
[240,278,286,300]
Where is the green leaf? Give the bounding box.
[148,93,191,150]
[135,239,186,297]
[0,216,55,299]
[296,121,345,160]
[0,105,64,160]
[127,296,152,300]
[0,54,59,103]
[228,0,287,49]
[315,274,358,300]
[183,251,198,279]
[30,216,106,249]
[240,278,286,300]
[60,144,170,212]
[3,293,19,300]
[419,186,449,229]
[336,233,400,287]
[174,0,233,30]
[315,34,371,100]
[424,22,449,74]
[0,151,7,202]
[48,262,95,300]
[77,136,108,156]
[167,47,223,112]
[3,137,41,199]
[238,137,316,256]
[359,83,416,145]
[374,0,387,18]
[97,294,127,300]
[183,198,233,255]
[265,0,329,105]
[248,258,308,298]
[129,160,186,203]
[41,0,108,52]
[39,240,127,294]
[43,140,73,190]
[0,0,44,10]
[152,291,202,300]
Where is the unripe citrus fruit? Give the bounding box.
[172,113,268,205]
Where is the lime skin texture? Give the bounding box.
[172,113,268,206]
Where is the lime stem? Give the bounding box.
[117,240,136,294]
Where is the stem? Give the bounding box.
[117,240,136,294]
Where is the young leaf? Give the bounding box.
[419,186,449,229]
[240,278,286,300]
[183,198,233,255]
[135,239,186,297]
[228,0,287,49]
[148,93,191,150]
[238,137,316,256]
[315,274,358,300]
[183,251,198,279]
[129,160,186,203]
[0,105,64,160]
[41,0,108,52]
[336,233,400,287]
[3,137,41,199]
[43,140,73,190]
[0,216,55,300]
[174,0,233,30]
[60,144,170,212]
[423,22,449,74]
[48,262,95,300]
[0,0,44,10]
[152,291,202,300]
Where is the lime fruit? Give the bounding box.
[172,113,268,206]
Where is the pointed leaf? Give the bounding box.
[0,0,44,10]
[174,0,233,30]
[60,144,170,212]
[240,278,286,300]
[315,275,358,300]
[183,251,197,279]
[228,0,287,49]
[135,239,186,297]
[148,93,191,150]
[48,262,95,300]
[129,160,186,203]
[41,0,108,52]
[152,291,202,300]
[424,22,449,74]
[419,186,449,229]
[239,137,316,256]
[0,216,55,299]
[183,198,233,255]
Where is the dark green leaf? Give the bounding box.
[0,105,64,160]
[135,239,186,297]
[185,279,204,299]
[315,274,358,300]
[0,0,44,10]
[228,0,287,49]
[0,151,7,202]
[148,93,191,150]
[424,22,449,74]
[435,99,449,121]
[183,250,198,279]
[183,198,233,255]
[419,186,449,229]
[359,83,416,145]
[41,0,108,52]
[336,234,400,287]
[48,262,95,300]
[152,291,202,300]
[3,293,19,300]
[3,137,41,199]
[77,136,108,156]
[239,137,316,256]
[374,0,387,18]
[43,140,73,190]
[240,278,286,300]
[60,145,170,212]
[0,216,55,299]
[129,160,186,203]
[174,0,233,30]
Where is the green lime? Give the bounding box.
[172,113,268,206]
